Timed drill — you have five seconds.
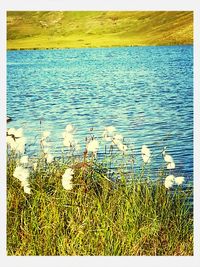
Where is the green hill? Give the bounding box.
[7,11,193,50]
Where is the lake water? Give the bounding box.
[7,46,193,182]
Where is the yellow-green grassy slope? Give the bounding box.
[7,11,193,50]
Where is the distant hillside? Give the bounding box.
[7,11,193,50]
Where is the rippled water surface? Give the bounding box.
[7,46,193,180]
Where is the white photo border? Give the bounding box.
[1,1,200,266]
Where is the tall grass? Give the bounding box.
[7,151,193,256]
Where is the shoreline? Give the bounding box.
[7,43,193,51]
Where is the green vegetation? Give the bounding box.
[7,11,193,50]
[7,151,193,256]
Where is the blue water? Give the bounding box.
[7,46,193,180]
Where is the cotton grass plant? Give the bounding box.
[7,124,193,256]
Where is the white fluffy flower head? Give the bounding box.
[117,142,127,153]
[62,180,73,191]
[113,134,123,143]
[163,152,175,170]
[13,166,29,182]
[164,175,175,189]
[20,155,29,164]
[6,136,15,147]
[62,168,74,190]
[7,128,16,136]
[62,168,74,179]
[23,185,31,194]
[46,153,54,163]
[7,127,23,138]
[175,176,185,185]
[86,139,99,153]
[13,165,31,194]
[15,137,26,153]
[103,126,116,142]
[7,136,26,154]
[63,133,74,147]
[141,145,151,157]
[65,124,75,133]
[167,161,175,170]
[142,154,151,164]
[164,154,174,163]
[141,145,151,163]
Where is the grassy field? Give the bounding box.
[7,127,193,256]
[7,11,193,50]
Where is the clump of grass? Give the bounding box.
[7,152,193,256]
[6,125,193,255]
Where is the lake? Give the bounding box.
[7,45,193,182]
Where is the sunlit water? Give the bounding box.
[7,46,193,184]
